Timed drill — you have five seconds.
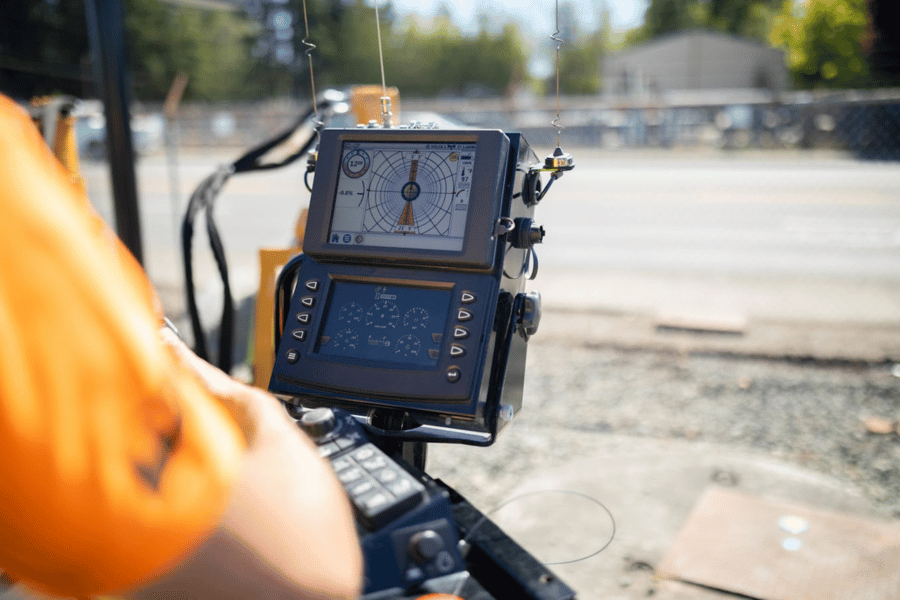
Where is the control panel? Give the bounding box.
[269,127,542,445]
[296,407,466,595]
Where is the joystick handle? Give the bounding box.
[299,407,338,439]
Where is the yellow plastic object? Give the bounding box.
[254,248,299,389]
[52,114,86,194]
[254,209,308,389]
[350,85,401,125]
[30,96,85,193]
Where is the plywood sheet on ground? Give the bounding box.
[657,486,900,600]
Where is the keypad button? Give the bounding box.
[453,327,469,339]
[374,469,398,484]
[305,280,320,292]
[387,479,414,496]
[337,467,363,484]
[297,313,311,324]
[348,480,375,497]
[450,345,466,357]
[446,368,461,383]
[362,456,388,471]
[334,436,356,450]
[461,291,476,304]
[317,442,339,458]
[351,446,376,461]
[331,456,353,472]
[291,329,307,341]
[457,309,472,322]
[286,349,300,363]
[301,296,315,308]
[361,493,392,512]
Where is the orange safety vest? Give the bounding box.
[0,95,245,597]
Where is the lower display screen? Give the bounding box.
[315,281,452,367]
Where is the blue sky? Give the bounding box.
[384,0,648,34]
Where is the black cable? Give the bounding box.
[182,170,231,361]
[231,101,328,174]
[503,218,541,281]
[181,187,204,359]
[274,253,305,350]
[205,199,234,372]
[180,98,333,372]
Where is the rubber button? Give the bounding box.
[453,327,469,339]
[291,329,307,341]
[446,368,461,383]
[461,291,476,304]
[286,349,300,363]
[450,345,466,357]
[457,309,472,322]
[301,296,315,308]
[297,313,311,324]
[305,280,320,292]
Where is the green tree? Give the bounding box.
[626,0,782,45]
[547,2,609,96]
[769,0,871,88]
[382,12,526,98]
[0,0,91,98]
[124,0,260,101]
[557,28,604,95]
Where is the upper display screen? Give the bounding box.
[328,141,477,252]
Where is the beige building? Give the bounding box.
[603,29,788,96]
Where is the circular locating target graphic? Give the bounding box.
[363,149,459,237]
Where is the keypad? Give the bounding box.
[327,442,426,530]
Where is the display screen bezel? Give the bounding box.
[303,128,510,270]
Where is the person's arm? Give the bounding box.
[123,333,362,600]
[0,94,360,599]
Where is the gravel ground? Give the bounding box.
[427,325,900,519]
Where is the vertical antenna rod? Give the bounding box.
[301,0,319,123]
[551,0,564,148]
[374,1,393,128]
[543,0,574,173]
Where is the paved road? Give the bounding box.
[82,146,900,356]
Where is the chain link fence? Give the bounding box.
[152,89,900,160]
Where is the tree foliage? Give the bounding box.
[0,0,91,99]
[769,0,872,89]
[301,3,528,99]
[124,0,261,101]
[626,0,782,45]
[2,0,529,102]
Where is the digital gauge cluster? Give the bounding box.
[316,281,452,367]
[330,142,476,252]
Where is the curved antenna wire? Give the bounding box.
[300,0,321,127]
[452,489,616,597]
[551,0,565,148]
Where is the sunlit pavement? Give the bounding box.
[84,146,900,362]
